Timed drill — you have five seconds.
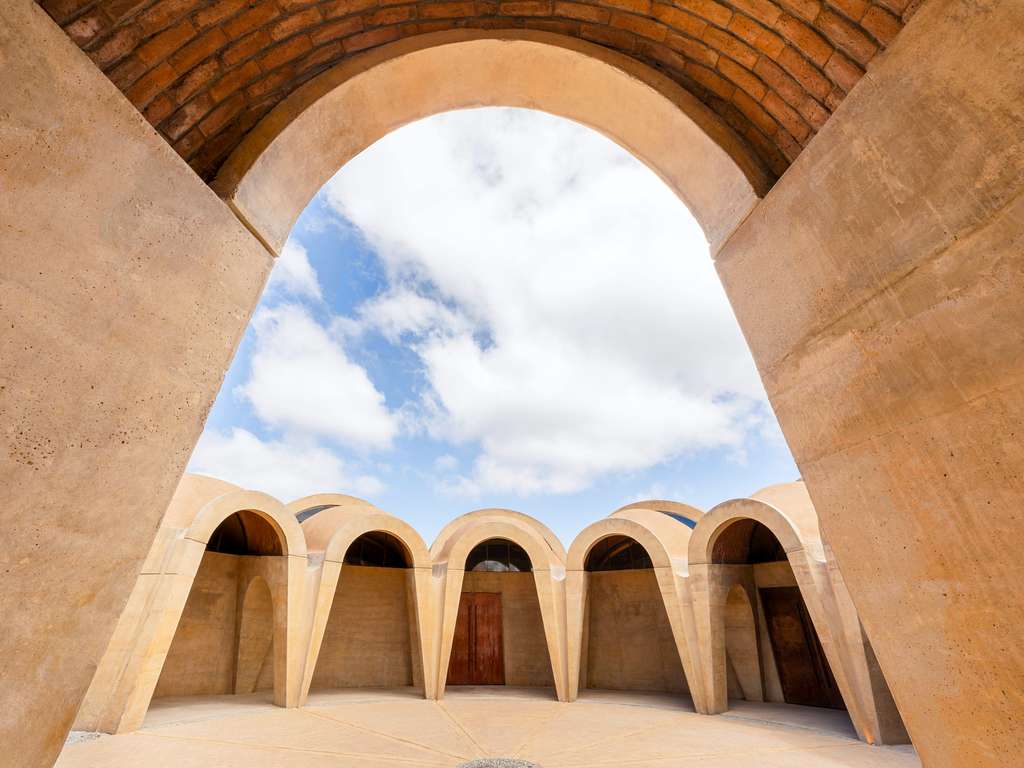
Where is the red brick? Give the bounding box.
[271,8,324,40]
[732,87,777,134]
[596,0,650,16]
[107,54,149,89]
[829,0,867,21]
[245,65,296,98]
[703,25,758,68]
[797,93,828,128]
[816,8,877,64]
[223,3,282,37]
[860,5,901,44]
[762,90,809,140]
[137,20,196,65]
[200,92,245,136]
[775,124,802,160]
[259,35,314,68]
[168,28,226,72]
[824,83,844,110]
[637,40,688,72]
[66,12,106,46]
[777,0,819,23]
[875,0,910,14]
[675,0,732,27]
[500,0,553,15]
[666,31,717,66]
[611,12,667,40]
[580,22,637,50]
[144,94,176,125]
[125,61,177,106]
[38,0,94,24]
[194,0,247,28]
[774,12,832,65]
[164,92,214,139]
[173,127,205,158]
[365,5,417,25]
[296,41,345,73]
[651,3,705,38]
[222,30,272,66]
[730,0,782,26]
[91,25,144,68]
[325,0,379,16]
[777,45,830,99]
[823,48,863,91]
[754,54,806,107]
[420,0,476,16]
[686,62,735,99]
[311,17,365,43]
[743,123,788,176]
[729,13,784,57]
[528,18,579,33]
[137,0,201,35]
[343,25,401,51]
[555,2,610,23]
[172,57,222,102]
[209,60,261,101]
[718,56,767,99]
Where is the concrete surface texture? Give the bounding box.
[4,1,1024,765]
[57,688,921,767]
[74,473,912,762]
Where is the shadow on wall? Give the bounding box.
[76,476,910,748]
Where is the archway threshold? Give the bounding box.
[58,688,920,767]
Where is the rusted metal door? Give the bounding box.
[759,587,845,709]
[447,592,505,685]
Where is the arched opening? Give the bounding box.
[581,535,688,697]
[448,538,554,691]
[713,519,846,710]
[310,532,421,692]
[153,511,286,702]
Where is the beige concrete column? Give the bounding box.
[714,1,1024,763]
[0,4,272,764]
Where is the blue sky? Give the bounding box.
[189,108,798,545]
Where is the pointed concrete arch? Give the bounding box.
[301,511,435,702]
[687,485,898,744]
[78,479,307,734]
[433,513,568,701]
[214,29,767,258]
[566,513,707,712]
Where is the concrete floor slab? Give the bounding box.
[57,689,920,768]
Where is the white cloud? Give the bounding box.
[320,108,771,495]
[236,303,398,450]
[189,427,384,501]
[267,239,322,301]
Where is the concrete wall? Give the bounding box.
[0,3,273,763]
[585,570,687,694]
[461,572,554,688]
[155,553,239,699]
[714,1,1024,762]
[311,565,414,689]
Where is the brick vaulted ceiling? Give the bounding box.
[39,0,920,185]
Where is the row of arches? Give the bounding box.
[75,475,908,746]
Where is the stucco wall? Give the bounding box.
[714,1,1024,762]
[585,570,688,693]
[461,572,554,688]
[154,552,240,698]
[311,565,414,689]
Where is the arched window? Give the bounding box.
[466,538,532,572]
[207,511,282,556]
[584,535,653,571]
[343,531,410,568]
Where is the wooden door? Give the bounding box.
[759,587,845,709]
[447,592,505,685]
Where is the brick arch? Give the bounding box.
[40,0,912,186]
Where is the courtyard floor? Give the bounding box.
[57,687,921,767]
